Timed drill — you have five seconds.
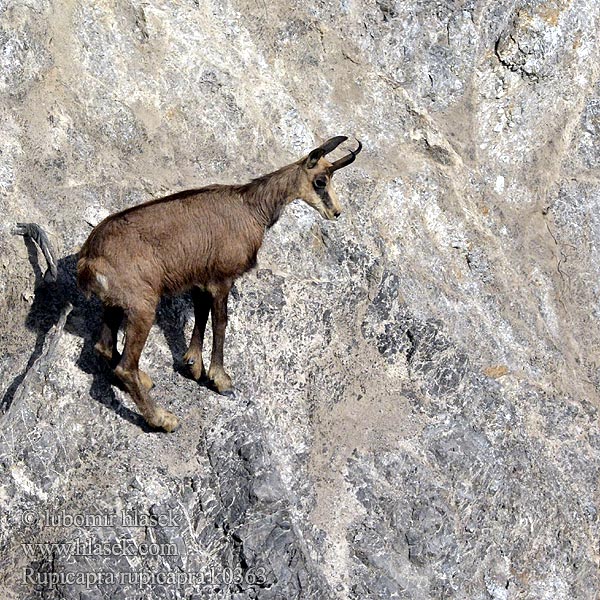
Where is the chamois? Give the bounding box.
[77,136,362,432]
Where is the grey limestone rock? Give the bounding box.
[1,0,600,598]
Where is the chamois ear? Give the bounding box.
[305,136,349,169]
[306,148,325,169]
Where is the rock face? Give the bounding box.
[1,1,600,598]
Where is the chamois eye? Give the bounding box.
[313,176,327,189]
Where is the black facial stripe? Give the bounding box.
[316,187,332,208]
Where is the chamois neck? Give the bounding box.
[239,163,302,229]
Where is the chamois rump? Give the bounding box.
[77,136,362,432]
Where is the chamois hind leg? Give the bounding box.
[95,305,123,363]
[207,283,234,395]
[183,286,211,381]
[95,305,154,391]
[114,304,179,432]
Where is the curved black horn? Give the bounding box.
[305,136,349,168]
[329,139,363,172]
[319,135,348,154]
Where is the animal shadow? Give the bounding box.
[2,236,202,430]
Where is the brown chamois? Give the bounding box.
[77,136,362,432]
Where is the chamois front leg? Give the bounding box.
[95,304,154,391]
[183,286,211,381]
[114,304,179,432]
[207,284,234,395]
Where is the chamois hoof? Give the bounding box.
[220,388,236,398]
[188,361,206,381]
[183,351,206,381]
[149,408,179,433]
[208,367,233,395]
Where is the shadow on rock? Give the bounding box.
[2,228,200,430]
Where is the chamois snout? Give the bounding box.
[318,182,343,221]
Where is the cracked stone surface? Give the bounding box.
[1,0,600,598]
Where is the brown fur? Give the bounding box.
[77,138,360,432]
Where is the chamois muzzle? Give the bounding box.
[329,139,363,173]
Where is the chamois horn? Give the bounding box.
[329,139,363,172]
[306,136,348,168]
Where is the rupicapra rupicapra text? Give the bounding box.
[77,136,362,431]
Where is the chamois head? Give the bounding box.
[298,136,362,220]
